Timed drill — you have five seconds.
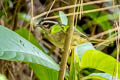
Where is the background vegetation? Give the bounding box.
[0,0,120,80]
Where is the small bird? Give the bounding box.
[37,20,88,49]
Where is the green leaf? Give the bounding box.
[59,11,68,25]
[82,75,107,80]
[83,5,98,19]
[83,5,112,32]
[95,15,113,31]
[29,63,58,80]
[0,74,7,80]
[70,43,95,80]
[75,43,120,78]
[69,52,76,80]
[81,50,120,74]
[0,26,59,71]
[15,28,58,80]
[15,28,45,52]
[89,73,120,80]
[62,25,69,32]
[81,50,120,78]
[75,42,95,60]
[18,13,41,24]
[51,24,62,34]
[18,13,31,22]
[76,25,84,33]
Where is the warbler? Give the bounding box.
[37,20,88,49]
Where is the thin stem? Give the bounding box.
[58,0,76,80]
[33,0,112,20]
[11,0,21,30]
[29,0,34,40]
[44,5,120,20]
[89,27,118,40]
[45,0,56,17]
[112,0,119,79]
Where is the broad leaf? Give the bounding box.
[16,28,59,80]
[75,43,120,78]
[59,11,68,25]
[0,26,59,71]
[81,50,120,78]
[15,28,44,52]
[75,42,95,60]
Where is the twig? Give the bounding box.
[30,70,33,80]
[29,0,34,40]
[11,0,22,30]
[45,0,56,17]
[112,0,120,79]
[89,27,118,40]
[44,5,120,20]
[58,0,76,80]
[95,34,118,48]
[7,65,16,80]
[33,0,112,20]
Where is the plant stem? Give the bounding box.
[58,0,76,80]
[33,0,111,20]
[11,0,22,30]
[44,5,120,20]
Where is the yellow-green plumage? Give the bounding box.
[42,26,88,48]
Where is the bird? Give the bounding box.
[36,20,88,49]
